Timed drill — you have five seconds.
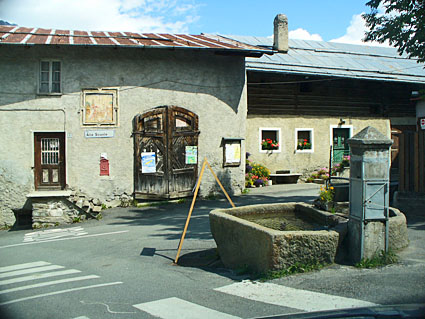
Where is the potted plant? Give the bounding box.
[297,138,311,150]
[261,139,279,150]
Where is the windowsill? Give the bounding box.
[296,149,314,153]
[27,190,72,198]
[259,149,281,153]
[37,92,63,97]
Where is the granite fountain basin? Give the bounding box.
[209,202,348,273]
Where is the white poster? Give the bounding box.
[141,152,156,173]
[225,143,241,163]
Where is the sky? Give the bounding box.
[0,0,385,46]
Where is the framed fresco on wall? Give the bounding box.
[82,88,118,126]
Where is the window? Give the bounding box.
[295,128,314,152]
[259,128,281,153]
[39,61,61,94]
[82,88,119,126]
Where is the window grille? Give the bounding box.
[41,138,60,165]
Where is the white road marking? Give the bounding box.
[23,227,88,242]
[0,282,123,306]
[0,230,129,249]
[0,265,64,279]
[0,261,51,273]
[215,281,378,312]
[0,269,81,285]
[133,297,241,319]
[72,317,90,319]
[0,275,99,294]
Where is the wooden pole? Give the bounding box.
[174,158,207,264]
[206,160,235,208]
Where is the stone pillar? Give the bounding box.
[347,126,393,263]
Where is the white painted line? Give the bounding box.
[0,281,123,306]
[72,317,90,319]
[133,297,241,319]
[0,269,81,285]
[215,281,378,313]
[0,265,64,279]
[0,230,129,249]
[0,275,99,294]
[0,261,51,273]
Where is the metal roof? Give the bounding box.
[221,35,425,84]
[0,26,268,57]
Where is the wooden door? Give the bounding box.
[133,106,199,199]
[332,128,350,164]
[34,132,66,190]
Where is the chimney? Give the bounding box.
[273,14,288,53]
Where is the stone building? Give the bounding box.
[225,15,425,177]
[0,26,267,226]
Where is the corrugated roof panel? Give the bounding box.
[73,30,93,45]
[0,26,269,57]
[108,32,135,46]
[51,29,70,45]
[224,34,425,84]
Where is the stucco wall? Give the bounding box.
[246,115,390,175]
[0,45,248,224]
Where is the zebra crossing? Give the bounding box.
[1,261,378,318]
[23,226,88,242]
[0,261,122,306]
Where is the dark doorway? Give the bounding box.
[133,106,199,199]
[332,128,350,164]
[34,132,66,190]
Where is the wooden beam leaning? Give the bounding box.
[205,160,235,208]
[174,158,235,264]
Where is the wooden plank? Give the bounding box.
[174,159,207,264]
[414,132,419,192]
[420,131,425,193]
[399,133,406,192]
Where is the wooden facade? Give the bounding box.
[247,71,417,118]
[399,129,425,193]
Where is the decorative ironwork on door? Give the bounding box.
[133,106,199,199]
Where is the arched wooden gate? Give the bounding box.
[133,106,199,199]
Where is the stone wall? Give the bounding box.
[32,198,83,228]
[0,167,32,227]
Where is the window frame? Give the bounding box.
[81,88,119,127]
[295,128,314,153]
[38,60,62,95]
[259,127,281,153]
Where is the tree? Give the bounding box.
[363,0,425,63]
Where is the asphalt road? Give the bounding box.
[0,184,424,319]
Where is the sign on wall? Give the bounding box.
[84,130,115,138]
[420,117,425,130]
[141,152,156,173]
[223,138,243,167]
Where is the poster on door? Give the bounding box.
[185,146,197,164]
[141,152,156,173]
